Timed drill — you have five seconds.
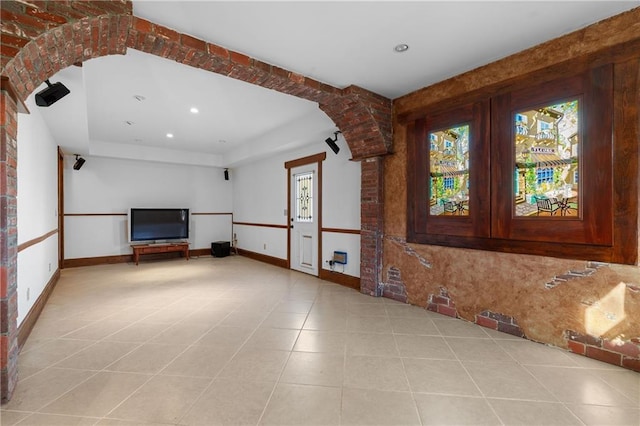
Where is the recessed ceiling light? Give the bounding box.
[394,43,409,53]
[133,95,146,101]
[190,107,199,114]
[166,133,174,138]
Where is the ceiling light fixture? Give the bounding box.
[394,43,409,53]
[35,79,70,107]
[325,131,342,155]
[190,107,199,114]
[73,154,86,170]
[166,133,174,138]
[125,120,135,126]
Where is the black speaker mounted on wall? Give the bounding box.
[73,154,86,170]
[325,131,341,154]
[224,169,229,180]
[35,80,70,107]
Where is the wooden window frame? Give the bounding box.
[406,57,639,265]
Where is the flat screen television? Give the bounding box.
[129,208,189,243]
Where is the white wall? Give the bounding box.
[64,156,232,258]
[17,97,59,326]
[232,136,361,277]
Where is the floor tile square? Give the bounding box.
[194,325,254,349]
[260,383,341,425]
[180,379,274,425]
[106,375,210,424]
[403,358,480,396]
[395,335,454,359]
[344,355,409,391]
[346,332,399,357]
[160,344,237,378]
[390,317,439,335]
[218,348,289,382]
[105,343,187,374]
[464,360,557,401]
[414,394,500,425]
[293,330,347,354]
[341,388,420,425]
[261,312,307,329]
[54,341,139,370]
[433,319,491,338]
[243,327,300,351]
[1,368,95,412]
[446,337,513,362]
[280,351,344,387]
[525,365,637,406]
[39,371,151,417]
[489,399,582,425]
[566,404,640,426]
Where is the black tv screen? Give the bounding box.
[130,208,189,242]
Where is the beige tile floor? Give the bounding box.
[1,256,639,425]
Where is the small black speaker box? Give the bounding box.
[211,241,230,257]
[224,169,229,180]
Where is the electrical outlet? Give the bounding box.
[48,262,51,272]
[26,288,30,301]
[263,243,267,250]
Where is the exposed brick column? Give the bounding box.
[0,78,19,402]
[361,156,384,296]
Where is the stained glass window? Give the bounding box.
[428,124,470,216]
[513,99,579,217]
[295,171,313,222]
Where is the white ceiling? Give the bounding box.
[32,1,638,168]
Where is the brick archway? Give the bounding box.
[1,1,391,401]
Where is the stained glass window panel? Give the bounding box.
[295,171,313,222]
[428,124,470,216]
[514,99,579,217]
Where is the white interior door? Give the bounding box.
[290,164,318,276]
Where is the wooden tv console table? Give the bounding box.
[131,242,189,265]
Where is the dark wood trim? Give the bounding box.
[318,159,323,277]
[405,53,639,265]
[64,213,127,216]
[233,221,288,229]
[64,255,133,268]
[65,212,230,217]
[319,269,361,290]
[284,152,327,169]
[287,167,291,268]
[17,269,60,350]
[58,146,64,269]
[1,76,28,114]
[612,57,639,264]
[17,229,58,253]
[322,228,361,235]
[190,248,211,257]
[285,152,327,275]
[237,248,288,268]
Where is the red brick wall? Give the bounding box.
[0,80,19,402]
[361,157,385,296]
